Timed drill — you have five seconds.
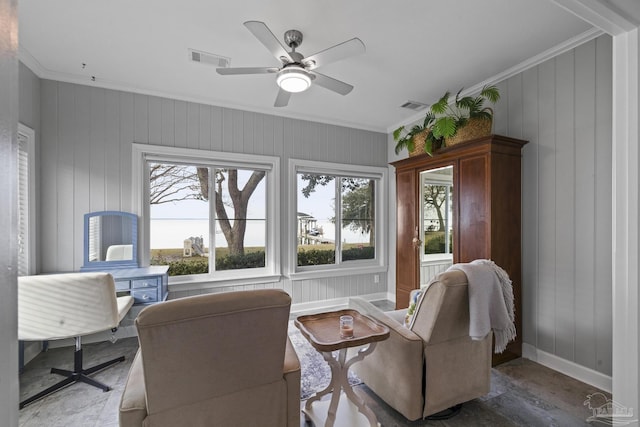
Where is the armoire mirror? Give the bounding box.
[419,166,454,286]
[81,211,138,270]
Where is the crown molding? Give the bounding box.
[17,47,386,134]
[387,27,604,134]
[551,0,639,36]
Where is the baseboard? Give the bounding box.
[522,343,612,393]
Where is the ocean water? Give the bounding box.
[150,219,371,249]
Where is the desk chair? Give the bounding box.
[18,272,134,408]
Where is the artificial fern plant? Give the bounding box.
[429,84,500,140]
[393,112,442,156]
[393,85,500,156]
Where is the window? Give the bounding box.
[133,145,280,284]
[17,124,35,277]
[289,159,386,278]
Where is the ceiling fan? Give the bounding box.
[216,21,365,107]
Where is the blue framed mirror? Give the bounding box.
[81,211,138,270]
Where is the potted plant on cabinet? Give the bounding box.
[393,84,500,156]
[429,84,500,146]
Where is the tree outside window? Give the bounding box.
[148,162,266,276]
[422,183,453,256]
[296,173,376,267]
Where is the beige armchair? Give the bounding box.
[18,272,134,409]
[349,270,492,421]
[119,289,301,427]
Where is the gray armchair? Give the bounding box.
[119,288,301,427]
[349,270,492,421]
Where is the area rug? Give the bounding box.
[288,321,362,400]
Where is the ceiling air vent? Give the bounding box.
[400,101,428,111]
[188,49,230,68]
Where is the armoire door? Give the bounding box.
[395,168,418,308]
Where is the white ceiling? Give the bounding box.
[17,0,625,133]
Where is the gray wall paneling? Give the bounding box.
[2,1,20,421]
[37,78,388,305]
[493,35,613,376]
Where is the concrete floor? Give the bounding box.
[19,301,610,426]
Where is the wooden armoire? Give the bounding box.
[392,134,527,364]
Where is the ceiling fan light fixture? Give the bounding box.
[276,66,311,93]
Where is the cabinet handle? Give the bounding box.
[412,226,422,249]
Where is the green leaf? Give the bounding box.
[395,135,410,154]
[480,85,500,103]
[432,116,457,139]
[430,92,451,115]
[466,97,485,115]
[410,124,423,134]
[425,138,433,157]
[474,110,493,120]
[456,96,476,111]
[407,137,415,152]
[393,126,405,141]
[422,112,435,128]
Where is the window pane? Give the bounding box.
[149,162,210,276]
[213,168,266,270]
[423,183,453,255]
[296,173,336,266]
[341,177,375,261]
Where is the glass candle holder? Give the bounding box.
[340,315,354,339]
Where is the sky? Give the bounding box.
[150,167,336,221]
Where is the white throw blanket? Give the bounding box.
[448,259,516,353]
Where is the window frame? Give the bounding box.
[133,144,280,287]
[288,158,387,280]
[420,168,454,263]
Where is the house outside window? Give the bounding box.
[288,159,387,279]
[133,145,280,284]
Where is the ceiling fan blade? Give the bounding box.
[311,72,354,95]
[304,38,365,70]
[244,21,293,63]
[274,89,291,107]
[216,67,278,75]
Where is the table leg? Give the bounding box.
[342,343,379,426]
[305,352,339,410]
[304,343,380,427]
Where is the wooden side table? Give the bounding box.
[295,309,390,427]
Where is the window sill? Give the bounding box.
[421,255,453,264]
[168,274,282,292]
[288,265,387,281]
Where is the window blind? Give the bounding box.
[17,132,29,276]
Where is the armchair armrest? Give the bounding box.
[348,298,425,421]
[348,297,421,341]
[283,337,301,427]
[119,350,148,427]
